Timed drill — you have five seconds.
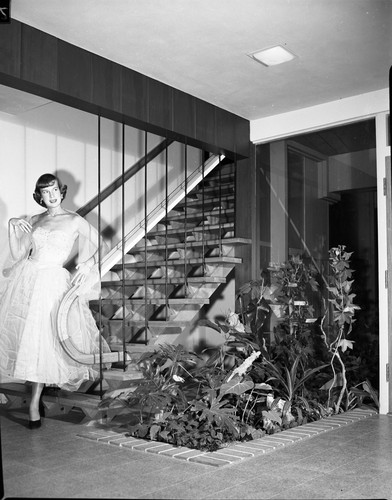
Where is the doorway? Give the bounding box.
[260,119,379,394]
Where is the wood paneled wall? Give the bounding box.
[0,21,249,159]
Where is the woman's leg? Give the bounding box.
[29,382,44,421]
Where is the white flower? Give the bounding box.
[226,311,245,332]
[266,393,274,408]
[227,351,261,381]
[173,374,185,383]
[227,310,240,327]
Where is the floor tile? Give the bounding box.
[1,411,390,499]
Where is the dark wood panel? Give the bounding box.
[148,78,172,132]
[21,24,57,89]
[0,20,250,159]
[121,67,148,123]
[235,157,253,240]
[0,22,21,77]
[92,55,121,114]
[235,118,250,159]
[235,156,254,285]
[216,107,235,154]
[58,41,93,102]
[172,88,196,140]
[196,99,216,147]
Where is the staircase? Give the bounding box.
[91,159,251,384]
[0,155,251,423]
[90,159,250,382]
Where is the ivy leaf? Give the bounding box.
[338,339,355,352]
[262,409,282,425]
[191,398,238,436]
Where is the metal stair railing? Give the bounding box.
[56,150,225,365]
[76,138,173,218]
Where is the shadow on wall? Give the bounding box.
[56,169,116,243]
[56,169,81,213]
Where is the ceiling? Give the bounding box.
[6,0,391,121]
[292,119,376,156]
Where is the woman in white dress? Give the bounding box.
[0,173,109,428]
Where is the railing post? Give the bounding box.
[144,131,148,344]
[218,155,223,256]
[121,122,126,369]
[165,138,169,319]
[201,154,206,275]
[98,114,103,397]
[184,143,188,296]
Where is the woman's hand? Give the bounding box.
[9,218,32,233]
[71,261,93,287]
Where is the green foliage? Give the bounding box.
[267,255,320,364]
[347,379,379,411]
[321,245,361,412]
[262,355,329,404]
[99,247,372,452]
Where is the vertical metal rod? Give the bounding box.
[165,140,169,318]
[183,144,188,295]
[121,123,126,369]
[218,155,223,256]
[201,153,206,274]
[234,154,237,237]
[97,115,103,398]
[144,131,148,344]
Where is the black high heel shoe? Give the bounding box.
[28,419,41,429]
[39,400,45,418]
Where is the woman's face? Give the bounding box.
[40,181,62,208]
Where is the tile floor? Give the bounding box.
[1,407,391,499]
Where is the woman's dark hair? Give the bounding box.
[33,173,68,206]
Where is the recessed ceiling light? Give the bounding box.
[248,45,296,67]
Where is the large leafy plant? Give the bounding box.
[98,248,372,451]
[320,245,361,412]
[267,255,320,364]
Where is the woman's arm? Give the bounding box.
[71,216,101,286]
[8,218,32,261]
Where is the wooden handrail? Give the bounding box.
[57,286,131,365]
[77,138,173,218]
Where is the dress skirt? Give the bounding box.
[0,257,105,391]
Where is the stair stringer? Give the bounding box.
[101,154,224,276]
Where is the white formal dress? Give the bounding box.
[0,224,109,391]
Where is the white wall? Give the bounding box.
[251,89,389,144]
[0,97,235,358]
[0,101,202,256]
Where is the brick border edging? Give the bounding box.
[76,407,377,467]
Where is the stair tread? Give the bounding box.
[111,256,241,270]
[176,195,234,209]
[108,343,154,351]
[103,370,144,381]
[162,208,234,222]
[108,321,191,327]
[131,237,251,253]
[198,172,234,185]
[147,222,234,237]
[102,276,226,286]
[93,297,210,305]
